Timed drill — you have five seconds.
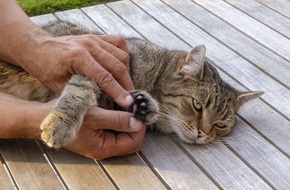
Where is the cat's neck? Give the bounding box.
[127,38,186,98]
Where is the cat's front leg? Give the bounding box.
[128,90,159,125]
[40,75,98,148]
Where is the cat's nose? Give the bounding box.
[198,130,207,138]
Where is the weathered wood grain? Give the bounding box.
[44,148,116,190]
[107,1,188,51]
[225,117,290,189]
[143,134,220,190]
[30,14,58,26]
[55,9,102,33]
[255,0,290,18]
[0,140,63,190]
[0,158,14,190]
[225,0,290,38]
[181,140,272,189]
[101,155,167,190]
[82,4,142,38]
[194,0,290,62]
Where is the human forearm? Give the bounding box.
[0,0,50,66]
[0,93,52,139]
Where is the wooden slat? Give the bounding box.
[225,118,290,189]
[132,0,290,119]
[180,141,272,189]
[44,147,115,190]
[255,0,290,18]
[55,9,102,33]
[107,2,188,51]
[0,140,63,190]
[0,158,14,190]
[194,0,290,62]
[225,0,290,38]
[30,14,58,26]
[100,155,167,190]
[82,4,142,38]
[143,134,219,189]
[104,1,272,188]
[163,0,290,88]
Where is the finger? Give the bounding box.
[99,35,129,61]
[89,47,134,91]
[72,54,133,107]
[85,106,144,132]
[98,127,146,159]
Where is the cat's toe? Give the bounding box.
[40,112,77,148]
[129,90,159,125]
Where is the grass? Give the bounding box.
[17,0,113,16]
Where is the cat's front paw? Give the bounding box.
[40,110,81,148]
[129,90,159,125]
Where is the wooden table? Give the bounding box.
[1,0,290,189]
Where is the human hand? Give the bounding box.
[64,105,146,160]
[0,96,145,160]
[21,34,133,107]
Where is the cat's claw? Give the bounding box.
[129,90,159,125]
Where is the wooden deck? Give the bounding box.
[1,0,290,189]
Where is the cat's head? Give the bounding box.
[158,45,263,144]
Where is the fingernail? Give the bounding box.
[125,94,134,105]
[130,117,143,131]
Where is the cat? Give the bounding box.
[0,22,263,148]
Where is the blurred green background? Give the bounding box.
[17,0,113,16]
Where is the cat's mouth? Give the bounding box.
[181,129,208,144]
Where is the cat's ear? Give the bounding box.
[235,91,264,110]
[180,45,206,80]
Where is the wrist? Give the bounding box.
[0,93,53,139]
[23,101,54,139]
[15,28,52,70]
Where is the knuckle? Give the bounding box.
[114,35,126,45]
[115,62,127,74]
[67,47,86,58]
[113,113,122,129]
[97,71,114,86]
[119,52,129,65]
[81,36,94,48]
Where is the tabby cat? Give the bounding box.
[0,22,263,148]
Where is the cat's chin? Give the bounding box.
[178,130,214,145]
[179,135,213,145]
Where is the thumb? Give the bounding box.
[85,106,145,132]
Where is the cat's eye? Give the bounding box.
[215,122,226,129]
[192,98,202,110]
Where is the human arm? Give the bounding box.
[0,93,145,160]
[0,0,133,107]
